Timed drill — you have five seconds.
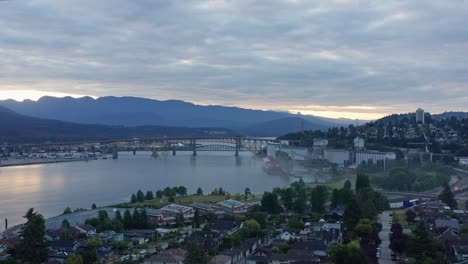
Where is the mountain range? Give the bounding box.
[0,96,353,137]
[0,106,234,144]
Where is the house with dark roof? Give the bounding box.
[191,202,225,218]
[75,224,96,236]
[144,248,186,264]
[45,229,60,241]
[211,219,242,237]
[186,231,222,253]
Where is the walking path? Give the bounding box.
[378,211,393,264]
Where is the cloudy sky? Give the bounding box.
[1,0,467,119]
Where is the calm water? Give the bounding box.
[0,151,290,229]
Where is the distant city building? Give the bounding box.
[266,142,281,157]
[355,151,396,165]
[353,137,365,150]
[313,139,328,148]
[416,108,425,124]
[323,149,351,165]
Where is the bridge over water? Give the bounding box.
[3,137,276,157]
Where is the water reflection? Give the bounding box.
[0,151,289,228]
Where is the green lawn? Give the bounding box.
[118,194,262,208]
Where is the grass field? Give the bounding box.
[118,194,262,209]
[306,173,357,190]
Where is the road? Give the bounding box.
[378,211,393,264]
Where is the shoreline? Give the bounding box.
[0,157,103,168]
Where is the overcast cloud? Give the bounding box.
[0,0,467,119]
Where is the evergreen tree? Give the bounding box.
[133,208,141,228]
[136,190,145,202]
[344,179,352,190]
[280,187,296,211]
[196,187,203,195]
[17,208,48,263]
[244,187,251,201]
[193,209,201,228]
[115,210,123,222]
[145,190,154,200]
[218,187,225,195]
[130,193,137,203]
[63,207,72,214]
[91,203,97,209]
[310,185,328,213]
[62,218,71,228]
[140,209,148,228]
[177,186,188,196]
[185,241,209,264]
[168,196,175,202]
[123,209,133,228]
[261,192,283,214]
[355,174,370,191]
[438,183,457,209]
[343,197,362,231]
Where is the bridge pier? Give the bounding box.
[191,138,197,156]
[235,137,241,156]
[112,146,119,159]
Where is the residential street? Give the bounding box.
[378,211,393,264]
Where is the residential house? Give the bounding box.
[186,231,222,253]
[211,219,242,237]
[124,229,157,244]
[98,230,124,243]
[75,224,96,236]
[45,229,60,241]
[144,248,187,264]
[208,254,232,264]
[147,204,194,227]
[191,202,225,218]
[279,230,296,241]
[435,218,460,231]
[217,200,249,217]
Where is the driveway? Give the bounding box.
[378,211,393,264]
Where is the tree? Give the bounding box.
[261,192,283,214]
[145,190,154,200]
[115,210,123,222]
[280,187,296,211]
[252,212,266,229]
[130,193,137,203]
[329,240,368,264]
[62,218,71,228]
[64,207,72,214]
[177,213,185,227]
[65,253,83,264]
[287,218,304,231]
[310,185,328,213]
[177,186,188,196]
[405,209,417,223]
[244,187,251,201]
[168,196,175,202]
[91,203,97,209]
[343,197,362,232]
[123,209,133,228]
[193,209,201,228]
[196,187,203,195]
[355,174,370,190]
[239,220,262,238]
[408,221,437,260]
[344,179,352,190]
[16,208,48,263]
[218,187,225,195]
[136,190,145,202]
[156,190,164,198]
[390,223,408,255]
[293,196,306,214]
[185,241,209,264]
[438,183,457,209]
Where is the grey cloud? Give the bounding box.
[0,0,467,118]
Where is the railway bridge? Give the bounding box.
[3,137,276,157]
